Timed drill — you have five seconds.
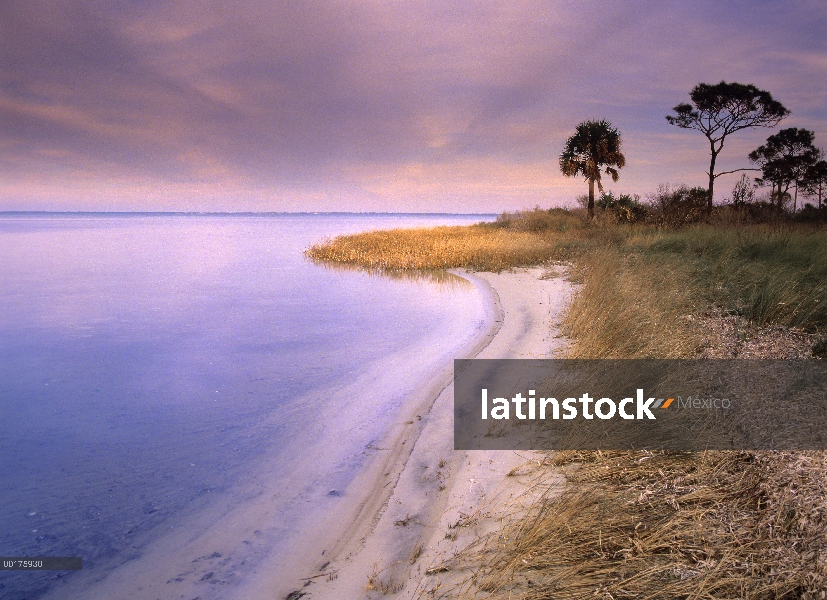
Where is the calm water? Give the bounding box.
[0,213,492,599]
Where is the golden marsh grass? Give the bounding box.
[307,209,827,597]
[306,224,560,272]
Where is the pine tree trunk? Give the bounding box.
[707,143,717,213]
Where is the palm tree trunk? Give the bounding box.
[588,178,595,219]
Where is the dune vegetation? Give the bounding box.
[308,206,827,358]
[305,78,827,598]
[307,203,827,598]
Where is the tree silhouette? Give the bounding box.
[666,81,789,212]
[749,128,819,211]
[560,120,625,219]
[730,174,755,208]
[801,156,827,210]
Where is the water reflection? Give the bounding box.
[0,213,489,600]
[305,257,473,287]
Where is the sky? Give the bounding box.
[1,0,826,212]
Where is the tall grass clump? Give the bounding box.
[647,225,827,331]
[306,209,586,272]
[440,450,827,599]
[563,245,703,358]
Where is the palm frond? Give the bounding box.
[559,120,626,185]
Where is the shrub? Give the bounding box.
[649,184,709,227]
[575,194,590,210]
[595,191,648,223]
[729,173,756,207]
[793,203,827,223]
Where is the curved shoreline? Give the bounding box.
[238,269,507,599]
[38,267,502,600]
[298,266,575,599]
[36,265,573,600]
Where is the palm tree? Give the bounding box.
[560,120,626,219]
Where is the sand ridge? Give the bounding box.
[299,267,575,599]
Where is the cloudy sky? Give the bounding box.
[2,0,825,212]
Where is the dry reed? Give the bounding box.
[306,224,559,272]
[430,450,827,599]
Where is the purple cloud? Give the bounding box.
[1,0,825,211]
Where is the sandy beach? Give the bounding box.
[282,266,575,599]
[35,265,573,600]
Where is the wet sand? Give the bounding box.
[37,266,573,600]
[286,266,575,599]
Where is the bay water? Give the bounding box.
[0,213,492,599]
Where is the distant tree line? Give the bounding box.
[665,80,826,214]
[559,80,826,220]
[749,128,826,211]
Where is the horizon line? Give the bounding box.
[0,210,500,216]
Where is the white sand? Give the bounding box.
[293,266,576,599]
[41,266,574,600]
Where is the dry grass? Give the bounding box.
[306,224,559,272]
[562,246,702,358]
[305,208,593,272]
[307,208,827,598]
[431,450,827,599]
